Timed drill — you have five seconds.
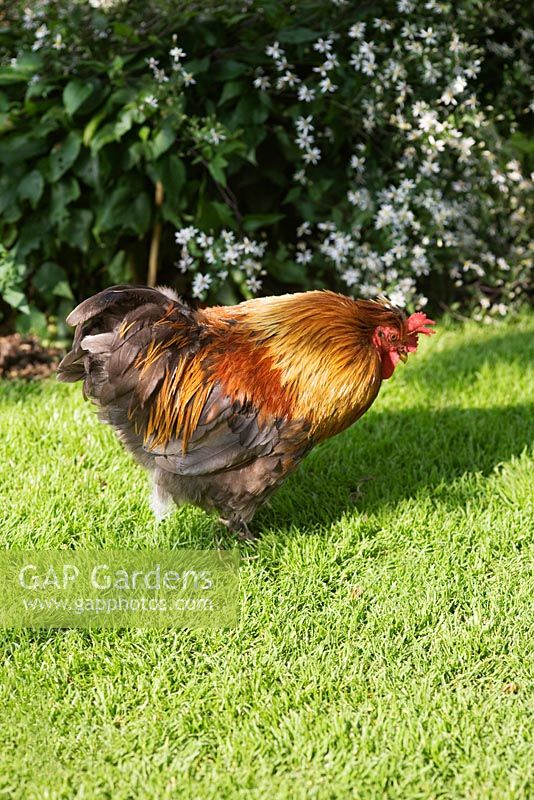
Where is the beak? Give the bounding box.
[398,350,408,363]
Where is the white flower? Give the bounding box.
[196,233,214,249]
[419,27,437,45]
[246,276,263,293]
[375,204,396,229]
[295,133,314,150]
[350,155,365,172]
[420,159,440,176]
[266,41,284,60]
[452,75,467,94]
[361,58,377,76]
[52,33,63,50]
[412,245,429,275]
[253,75,271,90]
[456,136,476,161]
[240,237,255,255]
[223,245,240,265]
[175,226,197,245]
[440,88,457,106]
[347,188,371,209]
[313,37,333,54]
[170,46,186,61]
[381,250,396,267]
[319,77,338,93]
[296,248,313,265]
[464,60,481,79]
[32,24,49,50]
[204,128,226,145]
[182,71,196,86]
[176,253,194,273]
[342,268,360,287]
[506,160,522,182]
[427,135,445,152]
[373,18,393,33]
[89,0,121,7]
[397,0,415,11]
[421,59,440,84]
[297,221,311,237]
[153,68,169,83]
[418,110,438,132]
[348,22,366,39]
[277,71,300,89]
[323,55,339,71]
[296,115,314,134]
[192,273,212,298]
[303,147,321,165]
[144,95,158,109]
[298,85,316,102]
[388,288,407,308]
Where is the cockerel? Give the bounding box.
[58,286,435,539]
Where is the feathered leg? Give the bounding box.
[150,480,173,521]
[218,515,258,542]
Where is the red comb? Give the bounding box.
[406,312,436,336]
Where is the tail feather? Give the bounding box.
[66,284,174,327]
[56,284,204,438]
[57,284,184,386]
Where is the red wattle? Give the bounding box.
[381,350,399,379]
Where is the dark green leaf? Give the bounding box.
[49,132,82,181]
[218,80,245,106]
[2,288,29,313]
[63,80,93,116]
[278,27,319,44]
[150,126,176,160]
[50,177,81,224]
[207,154,228,186]
[0,133,48,165]
[243,212,285,232]
[15,305,48,337]
[59,209,93,252]
[211,60,247,80]
[17,170,44,208]
[33,263,73,300]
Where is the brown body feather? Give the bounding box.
[58,285,408,537]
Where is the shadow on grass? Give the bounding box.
[261,402,533,533]
[260,326,533,532]
[405,325,532,386]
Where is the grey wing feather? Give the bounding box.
[148,384,280,477]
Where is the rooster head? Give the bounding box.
[371,310,436,379]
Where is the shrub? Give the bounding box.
[0,0,531,336]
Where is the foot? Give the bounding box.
[218,517,259,542]
[348,475,374,503]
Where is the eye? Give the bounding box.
[390,333,399,343]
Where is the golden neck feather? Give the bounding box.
[207,291,382,439]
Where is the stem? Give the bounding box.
[147,180,164,287]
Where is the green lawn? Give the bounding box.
[0,314,533,799]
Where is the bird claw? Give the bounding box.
[218,517,259,542]
[348,475,374,503]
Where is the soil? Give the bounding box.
[0,335,64,380]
